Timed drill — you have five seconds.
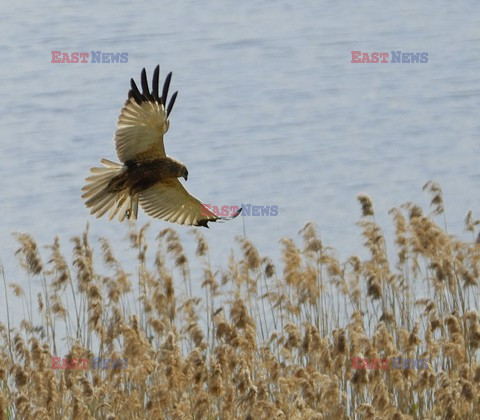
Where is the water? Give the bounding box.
[1,1,479,322]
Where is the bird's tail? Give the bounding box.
[81,158,138,221]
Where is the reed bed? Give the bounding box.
[1,182,480,419]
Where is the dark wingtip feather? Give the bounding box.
[197,219,210,228]
[129,66,177,109]
[141,68,153,100]
[130,78,143,103]
[162,72,173,106]
[195,206,242,228]
[214,206,242,224]
[167,91,178,117]
[221,207,241,221]
[152,65,160,101]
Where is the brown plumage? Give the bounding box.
[82,65,240,227]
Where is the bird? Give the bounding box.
[82,65,241,227]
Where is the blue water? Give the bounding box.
[1,1,479,322]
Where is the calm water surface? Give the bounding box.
[1,1,479,321]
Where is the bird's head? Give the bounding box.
[180,165,188,181]
[170,158,188,181]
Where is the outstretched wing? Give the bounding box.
[138,179,240,227]
[114,65,178,163]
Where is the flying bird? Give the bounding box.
[82,65,240,227]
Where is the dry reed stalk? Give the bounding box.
[2,183,480,418]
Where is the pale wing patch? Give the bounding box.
[138,180,220,226]
[114,98,169,162]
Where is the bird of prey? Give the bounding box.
[82,65,240,227]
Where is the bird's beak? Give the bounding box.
[183,174,188,181]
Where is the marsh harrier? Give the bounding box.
[82,65,240,227]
